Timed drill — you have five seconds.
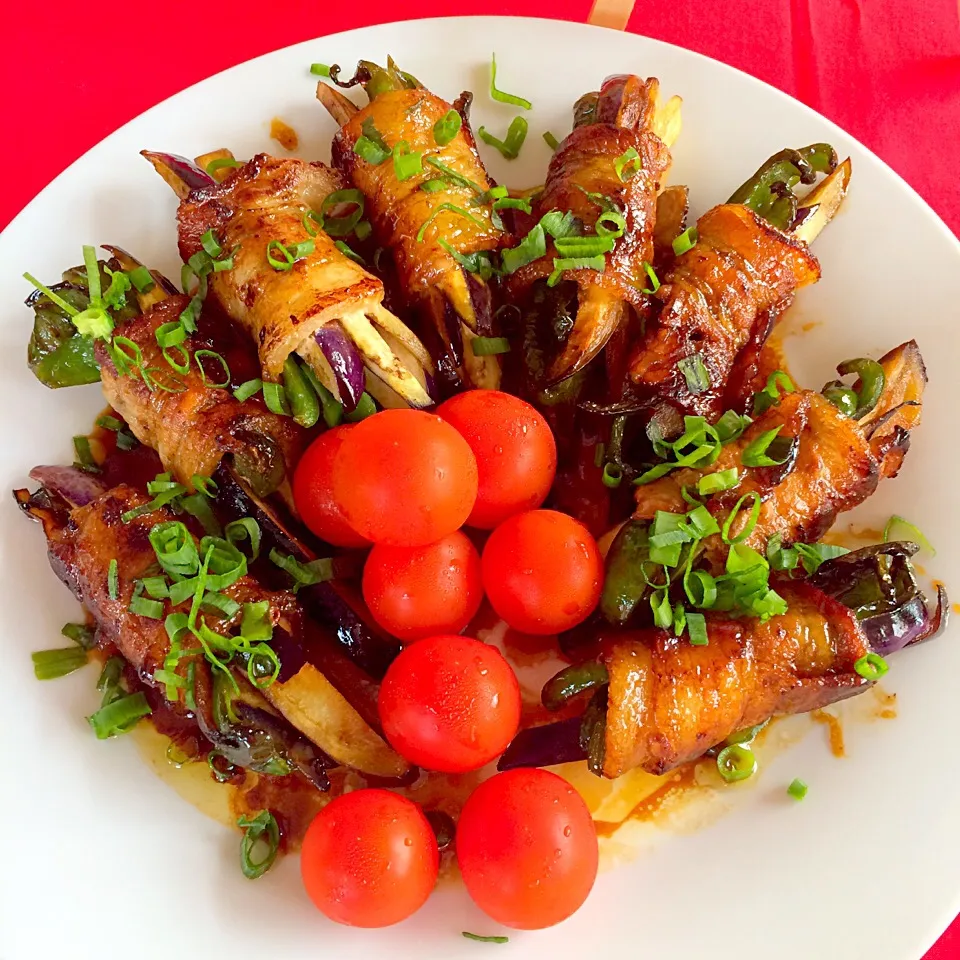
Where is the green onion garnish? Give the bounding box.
[540,209,580,239]
[554,235,615,258]
[237,811,280,879]
[614,147,642,182]
[547,255,606,287]
[233,378,263,402]
[88,691,151,739]
[335,240,365,264]
[226,518,262,561]
[391,140,423,181]
[73,435,99,473]
[318,188,365,237]
[416,203,486,243]
[162,344,191,375]
[128,265,155,293]
[697,468,739,496]
[62,622,96,649]
[266,240,295,271]
[420,178,449,194]
[716,743,757,782]
[206,158,243,175]
[462,932,510,944]
[741,426,794,467]
[310,63,331,77]
[283,356,321,428]
[191,475,218,498]
[355,220,372,241]
[437,240,497,281]
[787,778,808,801]
[129,595,165,620]
[752,370,795,415]
[247,643,281,689]
[423,156,482,192]
[156,321,187,349]
[686,611,709,645]
[715,410,753,444]
[477,116,529,160]
[194,350,230,389]
[433,109,462,146]
[108,559,119,600]
[269,549,334,589]
[602,463,623,489]
[641,261,660,293]
[32,646,89,680]
[596,209,627,239]
[471,336,511,357]
[501,224,547,275]
[721,492,761,544]
[354,117,391,165]
[883,515,935,555]
[672,226,698,256]
[490,196,532,230]
[488,53,532,109]
[854,652,889,681]
[677,354,711,395]
[201,229,223,258]
[543,131,560,151]
[96,415,124,432]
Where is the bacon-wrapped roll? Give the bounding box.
[628,153,851,419]
[506,75,672,384]
[96,294,306,503]
[318,60,504,391]
[633,341,926,560]
[145,151,432,410]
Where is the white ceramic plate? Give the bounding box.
[1,16,958,960]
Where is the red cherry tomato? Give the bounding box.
[332,409,478,547]
[456,768,599,929]
[481,509,603,634]
[362,531,483,642]
[437,390,557,529]
[378,635,521,773]
[292,426,370,548]
[300,788,439,927]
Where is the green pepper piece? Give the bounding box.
[358,57,410,100]
[728,143,838,230]
[821,381,859,418]
[579,687,608,777]
[599,520,651,625]
[27,284,101,388]
[282,357,321,428]
[836,357,885,420]
[541,661,609,711]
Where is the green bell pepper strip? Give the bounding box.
[541,661,609,711]
[600,520,652,625]
[835,357,885,420]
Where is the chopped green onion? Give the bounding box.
[355,220,372,241]
[269,548,334,589]
[128,265,155,292]
[241,600,273,643]
[437,240,497,281]
[793,542,849,574]
[247,643,281,689]
[96,415,124,432]
[156,321,187,349]
[501,224,547,275]
[73,435,99,473]
[62,622,96,649]
[88,691,151,739]
[721,492,761,544]
[237,810,280,879]
[554,235,615,258]
[883,515,935,555]
[490,196,532,230]
[354,118,391,165]
[488,53,532,109]
[715,410,753,444]
[318,188,365,237]
[206,158,243,175]
[686,611,709,645]
[601,463,623,488]
[335,240,365,264]
[650,589,673,629]
[477,116,529,160]
[540,209,580,239]
[202,591,241,619]
[178,295,203,333]
[716,743,757,782]
[190,475,217,499]
[420,178,449,194]
[433,109,462,146]
[345,392,377,423]
[787,778,808,800]
[32,646,88,680]
[416,203,486,243]
[742,426,794,467]
[547,254,606,287]
[282,356,320,428]
[108,559,119,600]
[684,569,718,609]
[423,156,482,192]
[698,468,739,496]
[234,378,263,403]
[302,210,322,237]
[310,63,331,77]
[752,370,795,415]
[225,518,261,562]
[677,354,711,395]
[262,381,290,416]
[149,521,200,578]
[543,131,560,151]
[854,652,889,681]
[471,336,511,357]
[641,261,660,293]
[195,350,231,389]
[208,751,238,782]
[614,147,642,182]
[129,595,165,619]
[23,272,80,315]
[201,229,223,258]
[266,240,295,271]
[596,209,627,239]
[593,442,606,468]
[462,932,510,944]
[672,226,698,256]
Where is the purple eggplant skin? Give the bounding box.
[28,466,107,508]
[810,541,949,656]
[314,325,365,412]
[497,716,587,771]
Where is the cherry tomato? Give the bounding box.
[437,390,557,529]
[300,788,439,927]
[332,409,478,547]
[292,426,370,548]
[362,531,483,642]
[481,509,603,634]
[456,768,599,929]
[378,635,521,773]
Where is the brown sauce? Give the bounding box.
[270,117,299,151]
[811,709,845,757]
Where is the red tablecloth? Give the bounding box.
[4,1,959,955]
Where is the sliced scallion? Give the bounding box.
[32,646,89,680]
[477,116,528,160]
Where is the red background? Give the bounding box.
[4,1,959,955]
